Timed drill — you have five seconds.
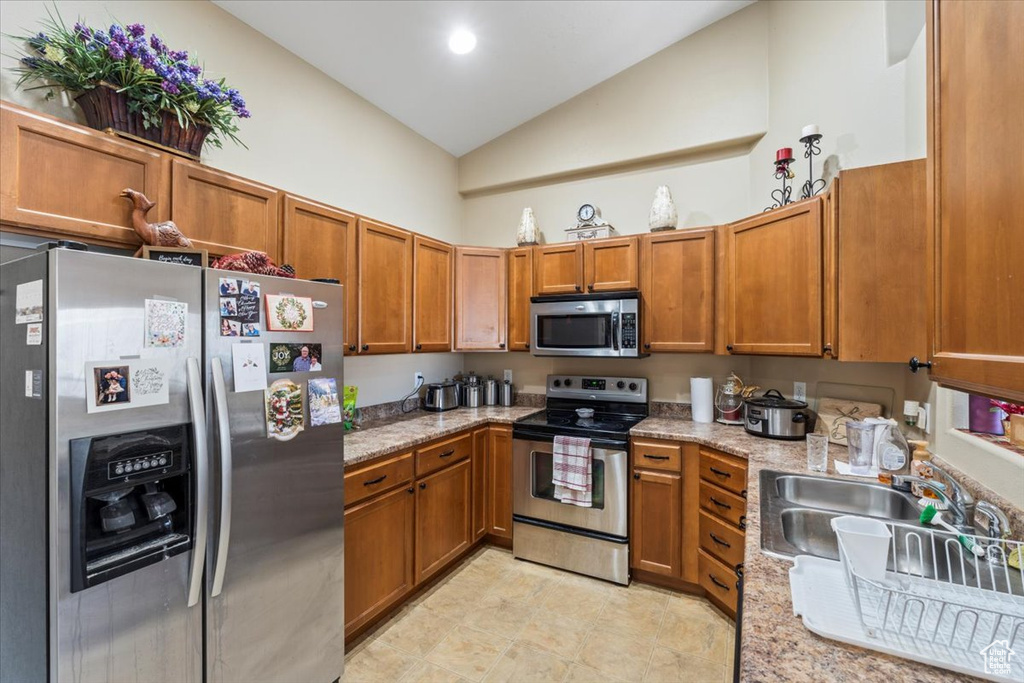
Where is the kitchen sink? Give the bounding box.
[774,474,921,521]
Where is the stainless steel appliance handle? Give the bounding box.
[210,357,233,597]
[611,311,620,351]
[185,357,208,607]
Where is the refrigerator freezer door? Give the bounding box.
[51,250,204,683]
[205,271,345,683]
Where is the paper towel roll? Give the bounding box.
[691,377,714,423]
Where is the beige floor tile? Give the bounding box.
[516,610,592,660]
[537,575,609,622]
[576,628,655,683]
[377,604,459,657]
[344,640,419,683]
[564,662,626,682]
[656,609,730,662]
[643,647,724,683]
[487,567,559,605]
[482,642,571,683]
[666,593,730,625]
[401,660,470,683]
[607,583,672,612]
[593,598,666,643]
[462,593,537,639]
[422,575,493,618]
[425,626,511,682]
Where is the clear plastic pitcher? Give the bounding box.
[844,421,876,475]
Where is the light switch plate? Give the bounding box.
[503,369,513,383]
[793,382,806,401]
[923,403,932,434]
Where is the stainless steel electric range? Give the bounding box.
[512,375,649,585]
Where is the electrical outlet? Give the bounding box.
[503,369,513,383]
[414,371,424,386]
[793,382,806,401]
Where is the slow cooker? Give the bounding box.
[743,389,813,440]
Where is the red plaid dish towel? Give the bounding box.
[553,435,592,508]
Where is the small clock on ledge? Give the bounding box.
[565,203,616,241]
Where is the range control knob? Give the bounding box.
[553,379,562,387]
[616,381,625,389]
[628,382,638,391]
[563,378,573,387]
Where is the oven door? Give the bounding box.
[512,436,628,538]
[531,298,620,357]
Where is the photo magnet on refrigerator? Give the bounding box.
[266,379,304,440]
[219,278,261,337]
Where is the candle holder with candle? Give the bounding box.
[765,147,795,211]
[799,124,826,199]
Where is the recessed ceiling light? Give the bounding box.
[448,28,477,55]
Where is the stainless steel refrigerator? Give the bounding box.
[0,246,345,683]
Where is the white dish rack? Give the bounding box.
[790,520,1024,682]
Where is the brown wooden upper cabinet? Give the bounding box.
[533,242,583,295]
[827,160,928,362]
[454,247,507,351]
[412,236,453,353]
[170,159,279,258]
[507,247,534,351]
[0,101,170,248]
[584,236,639,292]
[723,198,823,356]
[357,218,413,354]
[280,195,358,353]
[925,0,1024,401]
[641,230,715,352]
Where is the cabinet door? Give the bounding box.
[584,236,638,292]
[358,218,413,354]
[487,426,513,540]
[280,195,358,354]
[454,247,507,351]
[533,243,583,295]
[507,247,534,351]
[724,198,823,356]
[344,486,415,637]
[472,428,488,542]
[170,159,279,258]
[641,230,715,352]
[413,236,453,353]
[415,459,472,584]
[927,1,1024,400]
[630,468,682,578]
[0,102,170,248]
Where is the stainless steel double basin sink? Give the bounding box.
[759,470,1022,593]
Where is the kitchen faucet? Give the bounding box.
[890,463,975,533]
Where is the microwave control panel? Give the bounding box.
[620,313,637,349]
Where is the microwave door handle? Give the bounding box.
[210,357,233,598]
[185,357,208,608]
[611,311,620,351]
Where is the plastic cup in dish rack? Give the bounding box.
[831,515,891,582]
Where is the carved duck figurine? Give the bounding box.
[120,188,192,247]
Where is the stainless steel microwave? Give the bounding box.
[530,292,643,357]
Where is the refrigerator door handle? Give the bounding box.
[186,357,208,608]
[210,356,233,597]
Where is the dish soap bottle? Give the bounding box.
[908,440,937,499]
[877,422,910,474]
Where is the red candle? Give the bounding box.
[776,147,793,162]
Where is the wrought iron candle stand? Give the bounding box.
[765,153,795,211]
[799,132,826,199]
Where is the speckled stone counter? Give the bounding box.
[630,418,986,683]
[343,406,541,467]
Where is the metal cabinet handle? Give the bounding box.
[709,575,731,591]
[415,344,422,351]
[348,344,356,352]
[823,344,833,355]
[709,533,731,548]
[407,487,414,494]
[633,473,641,480]
[643,454,670,460]
[438,449,455,458]
[210,357,233,598]
[185,358,208,608]
[709,467,732,479]
[575,284,581,292]
[709,496,731,510]
[363,475,387,486]
[644,343,651,350]
[361,344,369,351]
[726,344,734,352]
[525,343,530,350]
[419,482,427,489]
[908,356,932,373]
[587,283,594,292]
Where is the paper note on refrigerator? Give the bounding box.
[15,280,43,323]
[232,343,268,393]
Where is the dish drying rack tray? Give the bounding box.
[790,521,1024,682]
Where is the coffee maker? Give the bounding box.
[69,425,194,593]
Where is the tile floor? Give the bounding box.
[344,546,735,682]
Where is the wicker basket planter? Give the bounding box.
[75,84,211,160]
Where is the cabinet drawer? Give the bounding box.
[699,448,747,495]
[699,481,747,528]
[631,439,681,472]
[416,432,472,477]
[345,452,414,508]
[698,510,744,568]
[699,549,739,614]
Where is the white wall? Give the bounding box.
[0,0,465,407]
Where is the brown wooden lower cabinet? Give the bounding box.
[344,485,415,636]
[630,468,682,577]
[472,427,488,541]
[487,425,514,540]
[698,549,740,615]
[415,458,472,584]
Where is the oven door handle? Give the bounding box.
[512,429,628,450]
[611,311,620,351]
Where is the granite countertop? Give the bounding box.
[631,418,987,683]
[343,406,541,467]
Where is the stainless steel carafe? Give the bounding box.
[483,377,499,406]
[500,380,515,407]
[463,385,482,408]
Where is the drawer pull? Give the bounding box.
[739,516,747,531]
[709,533,731,548]
[709,496,731,510]
[643,454,670,460]
[709,467,732,479]
[363,475,387,486]
[439,449,456,458]
[708,574,731,591]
